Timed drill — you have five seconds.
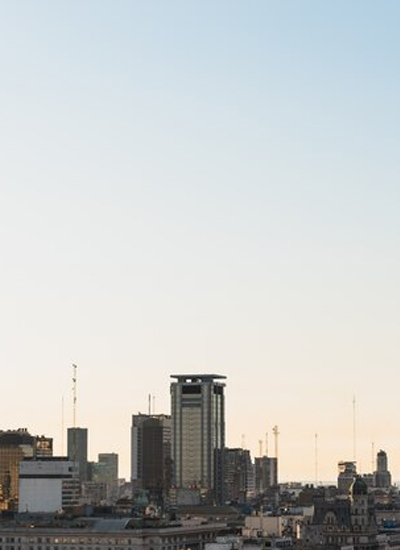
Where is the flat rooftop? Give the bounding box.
[170,374,226,381]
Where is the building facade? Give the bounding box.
[337,460,357,494]
[254,456,278,493]
[131,414,172,501]
[223,448,254,503]
[0,518,228,550]
[67,428,88,484]
[374,450,391,488]
[170,374,226,504]
[300,476,378,550]
[18,457,80,513]
[0,429,53,511]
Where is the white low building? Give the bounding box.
[18,457,80,512]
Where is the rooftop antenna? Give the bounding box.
[371,442,375,472]
[265,432,268,456]
[241,433,246,449]
[153,395,156,415]
[315,433,319,486]
[61,395,64,456]
[273,425,279,459]
[259,439,263,457]
[71,364,78,464]
[148,393,151,415]
[72,364,77,428]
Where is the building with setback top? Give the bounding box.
[170,374,226,505]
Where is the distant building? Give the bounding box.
[67,427,88,483]
[337,460,357,494]
[170,374,226,505]
[91,453,119,503]
[374,450,391,488]
[18,457,80,513]
[0,516,229,550]
[0,429,53,511]
[223,448,254,503]
[255,456,278,492]
[300,476,378,550]
[131,414,171,501]
[35,436,53,457]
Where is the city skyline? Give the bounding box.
[0,370,397,486]
[1,1,400,484]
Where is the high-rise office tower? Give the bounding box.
[131,414,172,500]
[67,427,88,483]
[170,374,226,504]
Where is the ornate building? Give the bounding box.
[300,476,378,550]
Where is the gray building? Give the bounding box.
[170,374,226,504]
[374,449,391,488]
[223,448,254,503]
[131,414,171,500]
[67,427,88,483]
[337,460,357,494]
[254,455,278,492]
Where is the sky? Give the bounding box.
[0,0,399,484]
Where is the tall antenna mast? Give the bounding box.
[353,395,356,462]
[273,425,279,459]
[61,395,64,456]
[241,433,246,449]
[148,393,151,415]
[265,432,268,456]
[72,364,77,428]
[371,442,375,472]
[315,433,319,486]
[259,439,263,457]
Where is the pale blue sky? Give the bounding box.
[0,1,399,482]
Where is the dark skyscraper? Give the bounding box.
[170,374,226,504]
[131,414,171,500]
[67,427,88,483]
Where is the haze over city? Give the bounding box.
[1,1,399,484]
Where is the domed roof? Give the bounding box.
[350,476,368,496]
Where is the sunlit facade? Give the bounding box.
[0,429,53,511]
[170,374,225,504]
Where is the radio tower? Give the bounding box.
[353,395,356,462]
[72,364,77,428]
[273,425,279,459]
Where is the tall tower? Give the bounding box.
[67,427,88,483]
[374,449,391,488]
[170,374,226,504]
[130,413,171,501]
